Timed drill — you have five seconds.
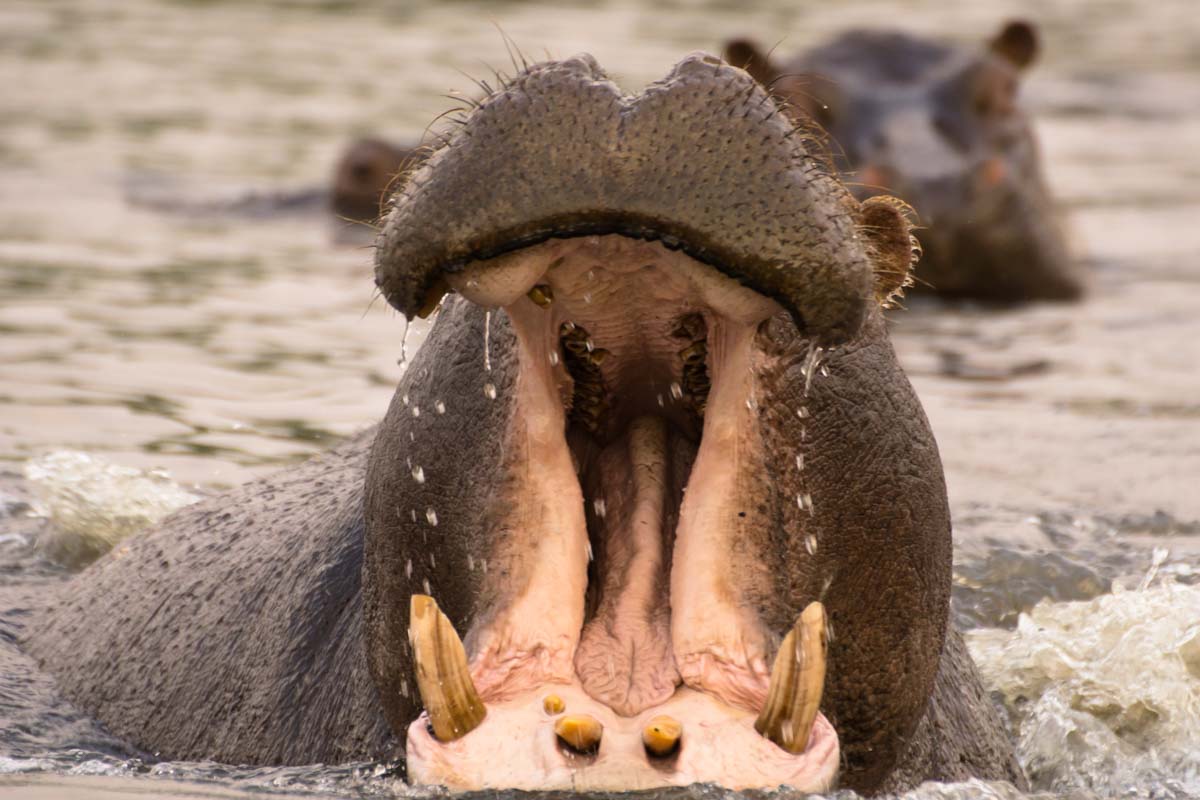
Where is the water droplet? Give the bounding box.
[483,382,497,400]
[586,540,594,562]
[435,400,446,414]
[583,292,593,304]
[429,553,436,568]
[467,554,475,571]
[745,395,757,411]
[797,406,810,419]
[422,578,431,594]
[587,269,595,281]
[795,453,804,471]
[803,492,814,515]
[412,465,425,483]
[481,558,488,574]
[409,508,417,522]
[483,310,492,372]
[411,406,421,418]
[796,494,806,511]
[670,382,683,400]
[549,350,560,366]
[805,534,818,555]
[593,498,607,519]
[401,679,409,698]
[397,320,411,372]
[426,508,438,526]
[820,364,830,377]
[402,393,410,406]
[405,559,413,578]
[585,338,595,353]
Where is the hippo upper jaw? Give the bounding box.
[367,53,924,793]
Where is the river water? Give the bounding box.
[1,0,1198,798]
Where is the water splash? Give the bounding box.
[968,575,1200,797]
[23,451,200,568]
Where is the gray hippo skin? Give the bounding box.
[26,53,1023,795]
[726,21,1082,302]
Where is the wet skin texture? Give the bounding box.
[26,54,1023,795]
[726,21,1082,302]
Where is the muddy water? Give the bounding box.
[1,0,1198,798]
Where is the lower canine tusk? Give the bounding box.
[754,601,827,754]
[409,594,487,741]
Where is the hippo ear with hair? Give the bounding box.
[723,38,777,87]
[989,20,1040,70]
[857,196,920,307]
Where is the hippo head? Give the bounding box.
[726,21,1082,302]
[330,137,419,224]
[367,54,948,794]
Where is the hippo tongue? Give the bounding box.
[574,416,687,717]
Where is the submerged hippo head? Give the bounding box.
[331,137,420,224]
[726,21,1082,302]
[367,53,949,793]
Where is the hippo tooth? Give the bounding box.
[642,715,682,757]
[554,713,603,754]
[527,284,554,307]
[408,594,487,741]
[416,278,449,319]
[754,601,827,754]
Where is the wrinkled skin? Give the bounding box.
[726,21,1082,302]
[26,53,1023,795]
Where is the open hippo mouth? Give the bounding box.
[369,53,922,793]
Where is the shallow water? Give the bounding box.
[1,0,1198,797]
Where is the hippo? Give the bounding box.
[330,137,420,225]
[24,53,1024,795]
[123,136,419,231]
[725,21,1082,302]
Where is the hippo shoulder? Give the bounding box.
[24,429,394,765]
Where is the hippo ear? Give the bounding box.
[723,38,776,87]
[989,20,1040,70]
[857,196,920,307]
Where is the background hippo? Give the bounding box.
[725,21,1083,302]
[123,136,420,234]
[24,54,1022,796]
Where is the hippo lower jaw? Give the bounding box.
[402,234,839,792]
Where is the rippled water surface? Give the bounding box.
[1,0,1198,798]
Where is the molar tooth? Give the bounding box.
[754,601,827,754]
[677,341,707,363]
[408,594,487,742]
[642,715,682,757]
[554,713,603,754]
